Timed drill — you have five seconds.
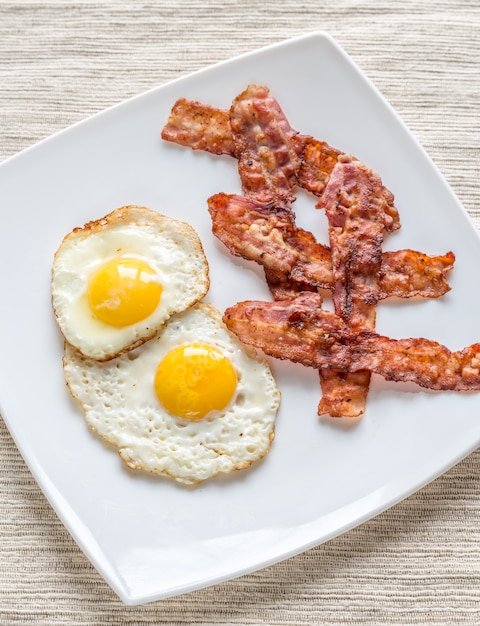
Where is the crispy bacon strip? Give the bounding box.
[315,369,371,417]
[315,155,391,416]
[229,85,305,206]
[305,138,401,232]
[319,154,394,328]
[224,293,480,393]
[298,137,342,196]
[161,98,235,155]
[207,193,454,300]
[380,249,454,297]
[208,193,332,289]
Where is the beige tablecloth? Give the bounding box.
[1,1,479,623]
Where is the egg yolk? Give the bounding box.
[154,343,237,420]
[87,257,162,327]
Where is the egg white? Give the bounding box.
[63,303,280,485]
[52,206,210,360]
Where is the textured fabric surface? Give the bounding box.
[0,0,479,623]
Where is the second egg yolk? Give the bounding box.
[87,257,162,327]
[154,343,237,420]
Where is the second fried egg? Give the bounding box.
[63,303,280,485]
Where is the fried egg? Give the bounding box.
[63,303,280,485]
[52,206,210,360]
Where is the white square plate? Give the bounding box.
[1,32,480,605]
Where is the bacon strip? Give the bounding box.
[161,98,235,155]
[207,193,454,300]
[229,85,305,207]
[380,249,454,298]
[223,293,480,393]
[315,157,380,415]
[306,138,401,234]
[298,137,341,196]
[208,193,332,290]
[319,155,395,328]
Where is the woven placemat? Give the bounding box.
[0,1,479,623]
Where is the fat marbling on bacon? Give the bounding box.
[229,84,306,207]
[161,97,235,155]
